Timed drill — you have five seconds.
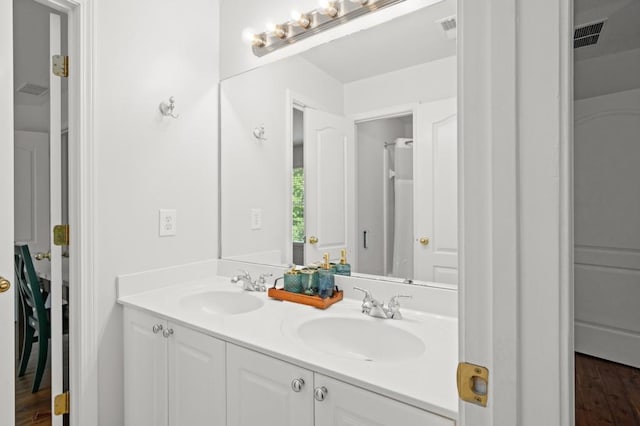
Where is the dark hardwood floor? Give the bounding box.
[576,353,640,426]
[15,340,52,426]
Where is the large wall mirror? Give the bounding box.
[220,0,458,285]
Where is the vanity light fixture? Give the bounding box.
[244,0,407,57]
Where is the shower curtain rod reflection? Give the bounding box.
[384,139,413,148]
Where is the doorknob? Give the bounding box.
[419,237,430,246]
[308,236,319,245]
[0,277,11,293]
[34,251,52,261]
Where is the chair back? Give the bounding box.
[14,245,49,337]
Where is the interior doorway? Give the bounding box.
[13,0,69,424]
[573,0,640,423]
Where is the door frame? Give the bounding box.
[350,103,417,277]
[457,0,573,424]
[31,1,98,424]
[284,89,326,265]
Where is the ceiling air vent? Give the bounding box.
[574,20,606,49]
[437,16,457,40]
[17,83,49,97]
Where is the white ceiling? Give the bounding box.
[300,0,456,84]
[574,0,640,61]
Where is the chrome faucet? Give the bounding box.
[353,287,411,320]
[231,270,270,292]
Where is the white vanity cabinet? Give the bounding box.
[314,374,455,426]
[227,344,455,426]
[226,343,314,426]
[123,308,226,426]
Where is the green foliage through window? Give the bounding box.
[292,168,305,243]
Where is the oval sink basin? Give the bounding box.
[180,291,264,315]
[296,317,425,362]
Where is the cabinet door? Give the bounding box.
[314,375,455,426]
[168,322,226,426]
[123,308,168,426]
[227,344,314,426]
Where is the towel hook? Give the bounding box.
[159,96,180,119]
[253,124,267,142]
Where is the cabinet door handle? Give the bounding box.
[152,324,163,334]
[314,386,328,401]
[162,328,174,338]
[291,378,305,392]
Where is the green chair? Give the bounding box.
[14,244,49,393]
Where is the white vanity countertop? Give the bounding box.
[117,275,458,420]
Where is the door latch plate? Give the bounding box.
[457,362,489,407]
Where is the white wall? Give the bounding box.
[93,1,219,424]
[344,56,457,116]
[220,0,445,79]
[575,48,640,100]
[220,56,343,264]
[574,88,640,368]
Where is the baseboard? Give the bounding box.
[575,321,640,368]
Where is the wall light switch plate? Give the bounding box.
[159,209,177,237]
[250,208,262,230]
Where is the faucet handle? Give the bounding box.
[387,295,412,319]
[257,273,273,284]
[231,270,252,284]
[389,294,412,305]
[353,286,373,300]
[353,287,376,314]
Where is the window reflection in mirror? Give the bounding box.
[292,107,305,266]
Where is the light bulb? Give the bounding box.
[241,28,265,47]
[319,0,338,17]
[290,10,311,28]
[266,22,287,39]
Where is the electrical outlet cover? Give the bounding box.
[159,209,177,236]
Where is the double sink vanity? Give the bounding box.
[117,260,458,426]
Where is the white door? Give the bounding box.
[227,344,314,426]
[314,374,455,426]
[14,132,51,278]
[574,89,640,367]
[0,0,15,422]
[414,98,458,284]
[48,14,65,426]
[123,308,169,426]
[168,323,226,425]
[304,109,354,265]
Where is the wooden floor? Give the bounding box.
[15,340,52,426]
[576,353,640,426]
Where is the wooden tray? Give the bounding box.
[267,288,343,309]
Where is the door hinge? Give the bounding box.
[457,362,489,407]
[53,224,70,246]
[52,55,69,77]
[54,392,70,415]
